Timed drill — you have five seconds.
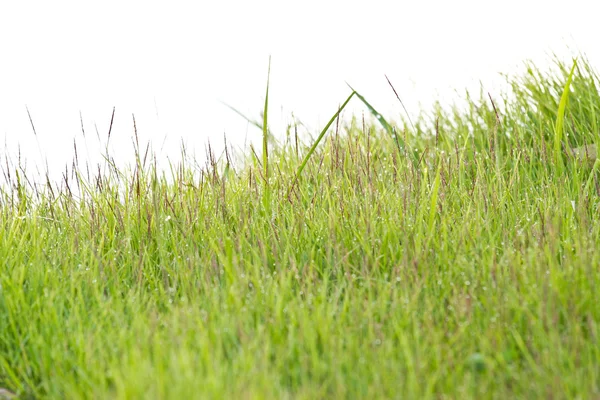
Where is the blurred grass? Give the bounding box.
[0,56,599,399]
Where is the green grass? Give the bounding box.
[1,56,600,399]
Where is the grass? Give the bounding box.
[1,55,600,399]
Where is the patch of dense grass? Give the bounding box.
[1,57,599,399]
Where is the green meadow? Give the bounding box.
[1,56,599,399]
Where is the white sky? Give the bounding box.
[1,0,598,179]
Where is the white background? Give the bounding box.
[1,0,598,179]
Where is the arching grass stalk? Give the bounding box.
[554,59,577,172]
[287,91,356,198]
[350,85,416,165]
[288,87,414,198]
[347,85,395,135]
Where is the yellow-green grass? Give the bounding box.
[1,56,599,399]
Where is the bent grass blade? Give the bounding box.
[287,91,356,198]
[349,85,417,165]
[347,84,395,135]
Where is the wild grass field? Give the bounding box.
[1,56,599,399]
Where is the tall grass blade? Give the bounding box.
[554,59,577,170]
[263,56,271,181]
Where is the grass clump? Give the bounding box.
[1,56,600,399]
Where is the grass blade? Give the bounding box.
[348,84,415,164]
[219,102,263,131]
[263,56,271,181]
[288,91,356,198]
[428,160,442,235]
[554,59,578,170]
[347,84,394,135]
[584,158,600,195]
